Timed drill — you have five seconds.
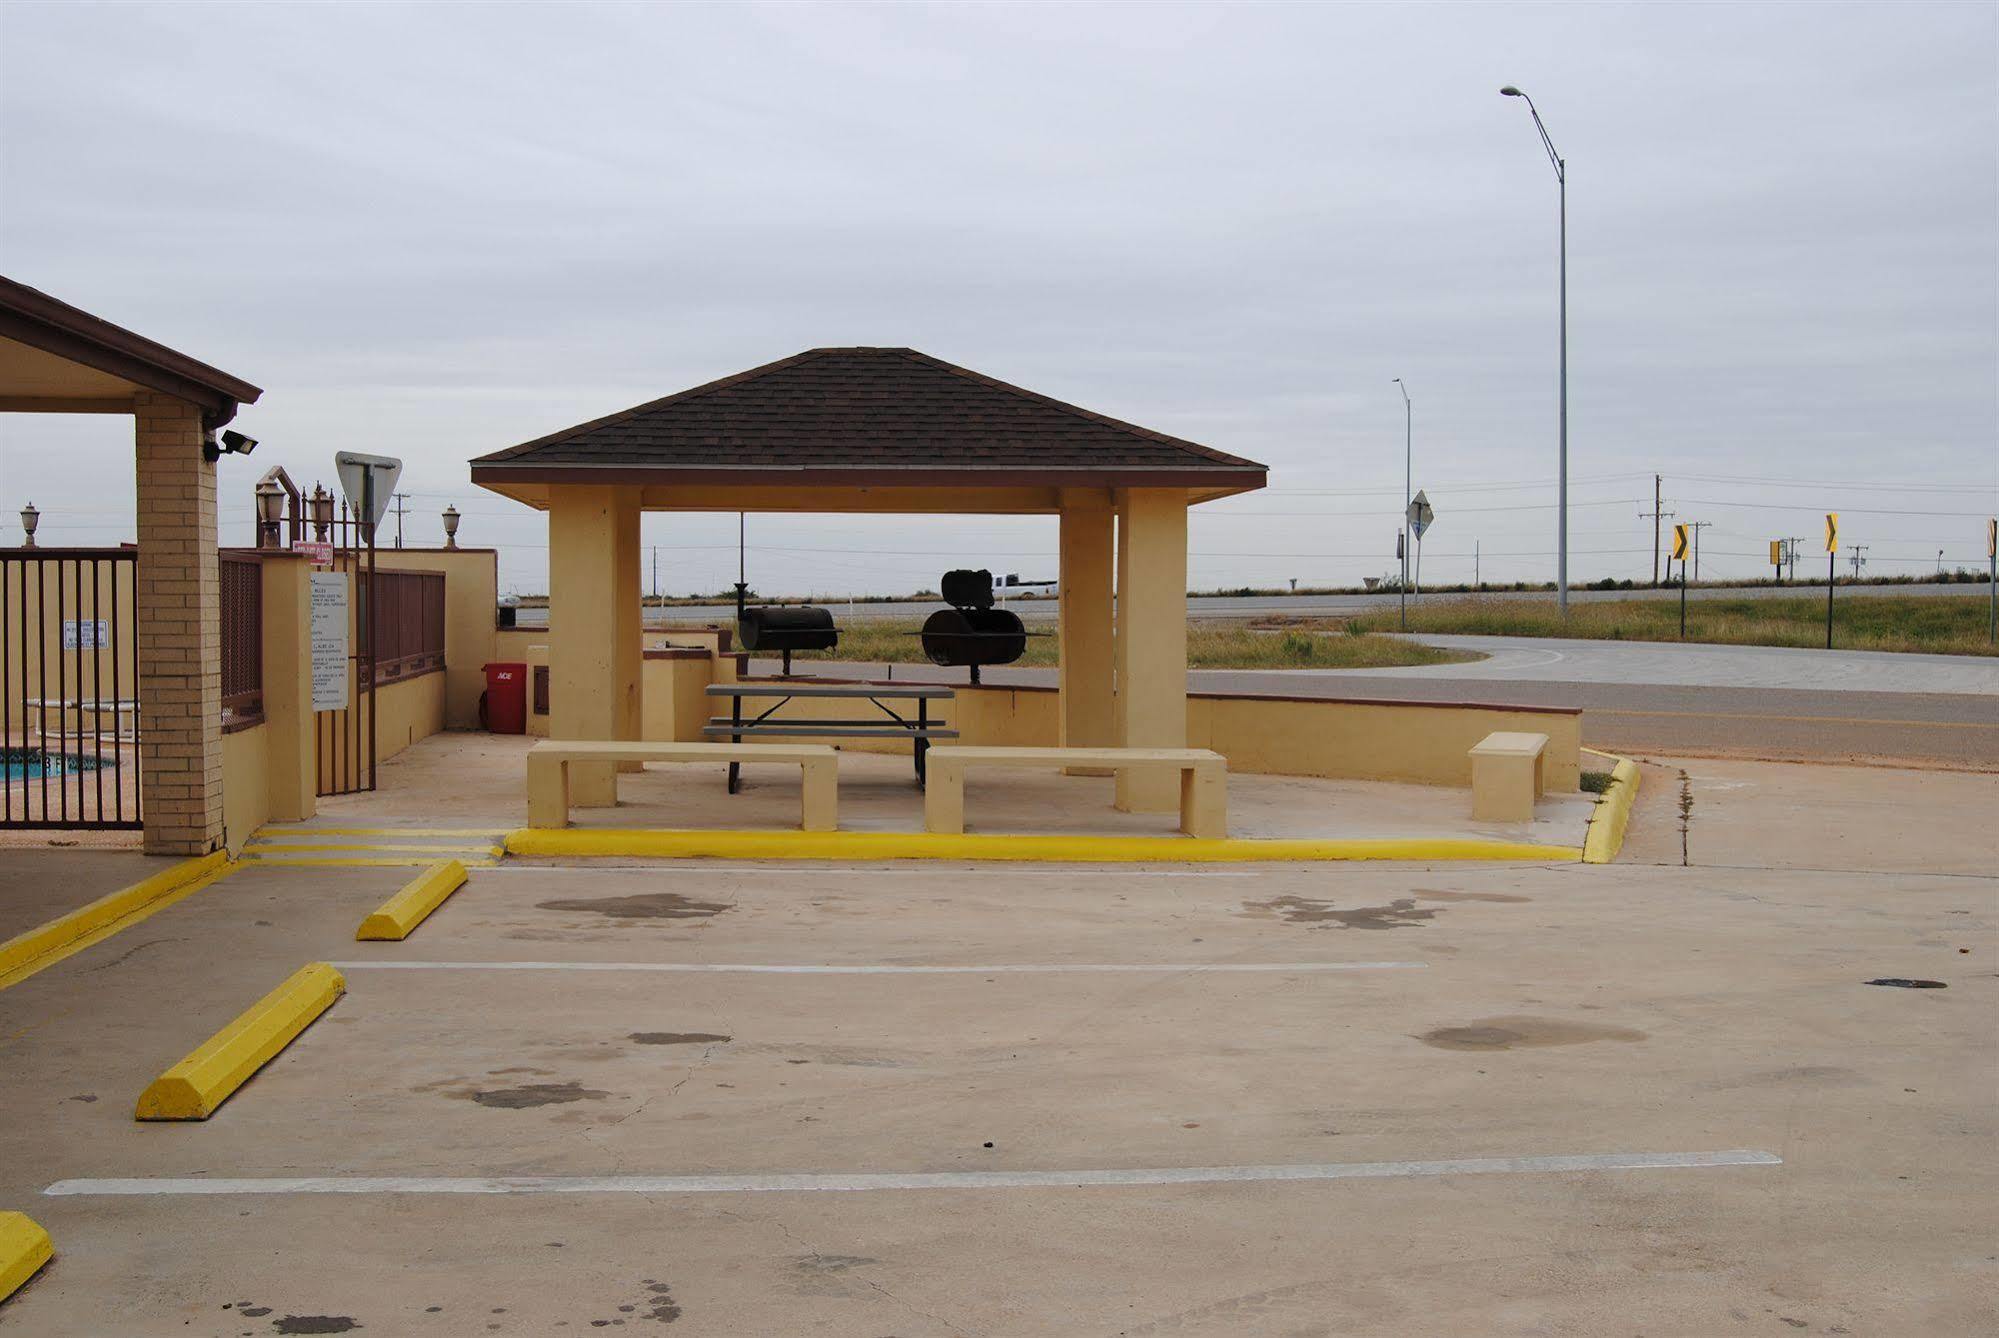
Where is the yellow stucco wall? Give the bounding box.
[374,548,499,729]
[699,678,1579,791]
[221,723,269,854]
[373,670,446,762]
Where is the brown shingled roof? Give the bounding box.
[470,347,1266,490]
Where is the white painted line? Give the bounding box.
[45,1150,1780,1198]
[327,960,1426,975]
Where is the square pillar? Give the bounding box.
[613,493,643,770]
[134,393,223,854]
[1057,489,1115,769]
[259,554,316,824]
[1113,487,1189,812]
[548,485,623,807]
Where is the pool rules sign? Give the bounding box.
[310,571,350,711]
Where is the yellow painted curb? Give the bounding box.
[357,860,469,941]
[135,963,345,1121]
[1582,754,1642,865]
[0,850,234,992]
[245,842,503,856]
[240,855,501,869]
[256,827,509,837]
[505,829,1580,865]
[0,1212,53,1305]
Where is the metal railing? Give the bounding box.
[220,552,264,731]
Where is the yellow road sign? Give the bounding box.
[1769,540,1783,566]
[1671,524,1690,562]
[1988,517,1996,559]
[1825,512,1839,554]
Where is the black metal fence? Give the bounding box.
[220,552,264,731]
[1,548,142,830]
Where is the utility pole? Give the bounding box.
[1783,537,1806,583]
[390,491,410,549]
[1501,85,1568,615]
[1688,520,1713,583]
[1848,545,1868,580]
[1474,539,1481,590]
[1393,378,1411,630]
[1640,474,1675,586]
[651,546,659,604]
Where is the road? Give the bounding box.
[511,580,1986,627]
[750,637,1999,770]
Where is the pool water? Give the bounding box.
[2,748,117,781]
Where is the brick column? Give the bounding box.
[134,393,223,854]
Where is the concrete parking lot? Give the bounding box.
[0,759,1993,1335]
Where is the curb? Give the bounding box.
[357,861,469,941]
[136,963,346,1121]
[0,850,234,992]
[1582,754,1642,865]
[0,1212,53,1306]
[505,829,1581,864]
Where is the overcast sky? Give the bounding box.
[3,1,1994,595]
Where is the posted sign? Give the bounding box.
[1825,512,1839,554]
[62,619,110,651]
[1671,524,1690,562]
[310,571,350,712]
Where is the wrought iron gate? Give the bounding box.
[1,549,142,830]
[315,539,377,797]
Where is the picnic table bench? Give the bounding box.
[704,681,957,791]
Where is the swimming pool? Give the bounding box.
[1,748,119,782]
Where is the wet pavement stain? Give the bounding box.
[629,1032,731,1046]
[1242,895,1438,930]
[272,1318,361,1335]
[536,892,730,920]
[1418,1016,1647,1050]
[468,1081,611,1109]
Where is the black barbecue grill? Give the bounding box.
[737,590,838,676]
[918,569,1046,684]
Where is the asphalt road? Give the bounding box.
[749,638,1999,771]
[510,580,1989,626]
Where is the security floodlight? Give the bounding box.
[221,429,258,455]
[442,504,461,548]
[19,501,39,547]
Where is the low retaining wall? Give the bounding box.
[673,670,1582,792]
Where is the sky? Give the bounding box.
[2,0,1995,597]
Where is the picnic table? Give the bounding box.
[703,681,957,791]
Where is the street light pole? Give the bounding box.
[1399,376,1415,628]
[1501,85,1568,615]
[1393,377,1411,630]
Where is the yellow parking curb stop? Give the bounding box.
[0,850,233,992]
[0,1212,53,1304]
[357,860,469,941]
[136,963,346,1121]
[1582,754,1643,865]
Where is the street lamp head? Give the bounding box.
[1500,85,1523,97]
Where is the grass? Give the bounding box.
[695,618,1482,671]
[1346,593,1999,657]
[1579,770,1615,795]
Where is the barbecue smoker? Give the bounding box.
[920,569,1042,684]
[735,591,838,677]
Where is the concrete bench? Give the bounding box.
[924,746,1227,839]
[527,740,838,831]
[1469,731,1548,823]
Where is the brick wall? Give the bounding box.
[134,392,223,854]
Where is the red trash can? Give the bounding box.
[481,662,528,734]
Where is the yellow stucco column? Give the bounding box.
[613,493,643,770]
[259,554,316,824]
[1057,490,1115,771]
[548,486,622,806]
[1113,487,1189,812]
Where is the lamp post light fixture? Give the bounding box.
[1392,377,1412,630]
[19,501,38,547]
[254,478,286,548]
[309,484,335,542]
[442,504,461,549]
[1500,83,1569,615]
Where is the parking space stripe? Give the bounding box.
[44,1150,1781,1197]
[327,960,1423,974]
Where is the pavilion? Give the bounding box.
[470,347,1267,813]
